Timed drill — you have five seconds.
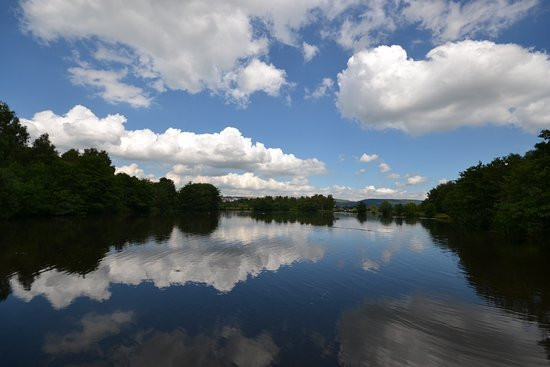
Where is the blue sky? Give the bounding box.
[2,0,550,200]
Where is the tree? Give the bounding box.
[0,101,29,164]
[177,182,221,212]
[394,203,403,217]
[153,177,177,212]
[356,201,367,215]
[402,203,418,219]
[379,201,393,218]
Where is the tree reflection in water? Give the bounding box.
[421,219,550,361]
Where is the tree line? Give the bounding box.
[222,194,335,213]
[422,130,550,237]
[355,200,422,219]
[0,102,220,219]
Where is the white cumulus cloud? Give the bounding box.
[379,162,391,172]
[115,163,156,180]
[406,175,427,185]
[359,153,379,163]
[222,59,288,105]
[302,41,319,62]
[337,40,550,134]
[19,0,358,106]
[68,66,151,107]
[21,105,326,178]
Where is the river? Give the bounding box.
[0,212,548,366]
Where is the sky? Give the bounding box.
[1,0,550,200]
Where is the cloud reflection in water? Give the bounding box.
[11,217,324,309]
[338,295,548,366]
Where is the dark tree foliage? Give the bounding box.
[402,202,419,219]
[393,203,403,217]
[423,130,550,238]
[0,102,29,162]
[0,101,193,218]
[379,201,393,218]
[234,194,335,213]
[356,201,367,215]
[250,211,335,226]
[177,182,221,212]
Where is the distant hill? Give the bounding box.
[334,198,422,207]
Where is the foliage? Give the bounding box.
[402,202,419,219]
[0,101,213,218]
[423,130,550,237]
[177,182,221,212]
[356,201,367,215]
[379,201,393,218]
[224,194,334,213]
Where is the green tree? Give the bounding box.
[0,101,29,164]
[394,203,403,217]
[379,201,393,218]
[402,203,418,219]
[356,201,367,215]
[177,182,221,212]
[153,177,177,212]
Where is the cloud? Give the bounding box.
[68,66,151,107]
[438,178,449,184]
[406,175,427,185]
[20,1,537,106]
[335,0,537,50]
[222,59,289,105]
[378,162,391,172]
[305,77,334,99]
[43,311,134,354]
[337,40,550,134]
[402,0,539,42]
[21,105,326,178]
[20,105,429,199]
[21,0,267,97]
[165,170,421,200]
[302,41,319,62]
[336,0,396,50]
[19,0,357,105]
[359,153,379,163]
[167,171,316,196]
[115,163,156,180]
[388,173,400,179]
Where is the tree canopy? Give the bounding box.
[0,101,220,218]
[423,130,550,238]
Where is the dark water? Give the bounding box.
[1,212,549,366]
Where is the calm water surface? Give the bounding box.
[0,212,549,366]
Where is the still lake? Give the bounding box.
[0,212,549,366]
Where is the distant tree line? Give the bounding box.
[0,102,220,219]
[356,200,421,219]
[222,194,335,213]
[422,130,550,237]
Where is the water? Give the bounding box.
[0,212,549,366]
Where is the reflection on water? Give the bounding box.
[422,219,550,361]
[5,213,324,308]
[43,310,279,367]
[338,295,547,366]
[0,213,549,366]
